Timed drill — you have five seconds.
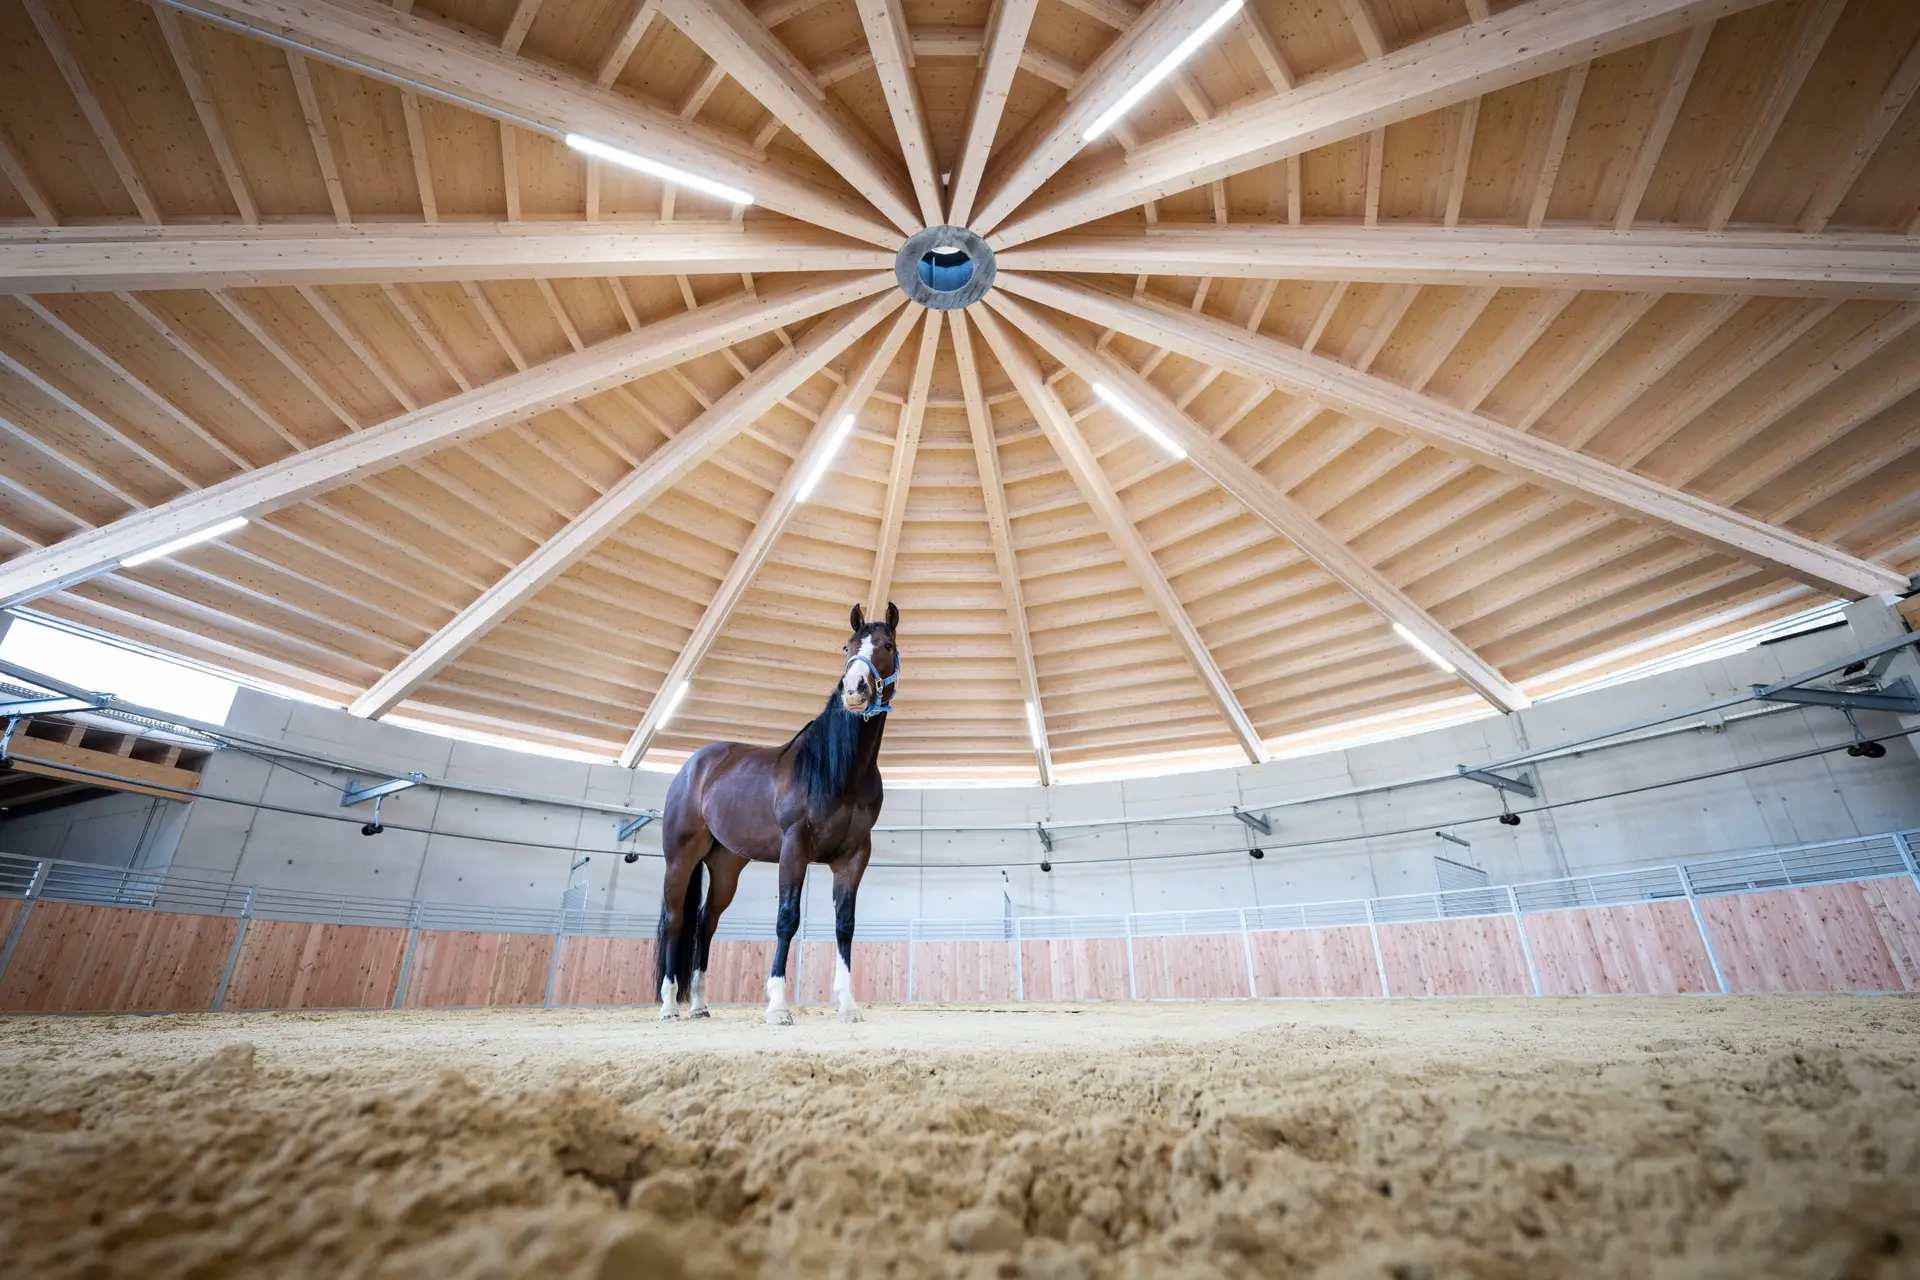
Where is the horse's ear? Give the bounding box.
[850,603,866,633]
[885,601,900,631]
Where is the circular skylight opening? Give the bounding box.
[896,225,995,310]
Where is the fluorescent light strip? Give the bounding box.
[1091,383,1187,459]
[564,134,754,206]
[1082,0,1245,142]
[1025,701,1045,751]
[1392,621,1457,674]
[120,517,248,568]
[796,415,858,502]
[658,681,690,726]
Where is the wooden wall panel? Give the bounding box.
[1519,901,1718,996]
[550,936,660,1006]
[1378,917,1533,997]
[224,920,408,1009]
[909,940,1018,1002]
[1019,938,1131,1001]
[0,903,236,1012]
[795,940,908,1004]
[1862,878,1920,989]
[704,939,774,1004]
[400,930,553,1008]
[0,899,21,949]
[1130,933,1251,1000]
[1248,926,1382,997]
[1701,880,1917,994]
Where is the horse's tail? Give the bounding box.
[672,860,704,993]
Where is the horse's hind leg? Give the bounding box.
[830,841,871,1023]
[687,850,745,1018]
[656,797,710,1020]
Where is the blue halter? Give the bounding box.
[844,650,899,720]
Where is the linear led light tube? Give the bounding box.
[1091,383,1187,459]
[1025,701,1045,750]
[658,681,690,726]
[564,134,755,206]
[1082,0,1245,142]
[120,517,248,568]
[796,414,858,502]
[1393,622,1457,674]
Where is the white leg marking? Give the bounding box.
[765,974,793,1026]
[834,951,862,1023]
[687,969,709,1018]
[658,976,679,1021]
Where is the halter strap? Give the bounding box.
[843,650,900,720]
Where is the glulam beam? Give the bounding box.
[867,311,941,616]
[162,0,899,247]
[988,291,1532,713]
[855,0,944,225]
[990,0,1770,247]
[350,291,906,718]
[996,273,1908,601]
[970,306,1267,764]
[618,304,923,767]
[0,274,893,608]
[945,0,1039,228]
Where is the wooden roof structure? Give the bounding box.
[0,0,1914,782]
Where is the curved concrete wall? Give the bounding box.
[26,599,1914,931]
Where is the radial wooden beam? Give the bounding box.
[618,303,923,767]
[1704,0,1844,232]
[990,0,1773,247]
[0,223,894,293]
[0,131,57,227]
[948,310,1051,785]
[1614,22,1711,229]
[855,0,943,225]
[970,305,1267,764]
[946,0,1039,228]
[988,291,1532,713]
[351,292,906,718]
[996,272,1908,600]
[167,0,899,247]
[969,0,1231,237]
[995,225,1920,298]
[867,311,941,616]
[0,274,893,608]
[151,2,259,224]
[1798,32,1920,233]
[23,0,162,225]
[653,0,920,235]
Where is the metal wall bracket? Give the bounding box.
[1458,766,1536,798]
[0,694,98,718]
[1751,676,1920,715]
[1231,807,1272,836]
[617,812,657,841]
[1036,823,1054,854]
[341,772,423,807]
[1435,829,1472,850]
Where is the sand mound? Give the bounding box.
[1,998,1916,1277]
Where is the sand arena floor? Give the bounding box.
[1,997,1917,1278]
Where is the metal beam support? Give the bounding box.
[1458,767,1537,798]
[1231,807,1272,836]
[1751,678,1920,715]
[617,812,658,841]
[1435,829,1472,850]
[341,773,424,807]
[0,695,99,717]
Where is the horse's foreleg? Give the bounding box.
[688,852,743,1019]
[831,842,870,1023]
[766,836,807,1026]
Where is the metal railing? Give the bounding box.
[2,827,1916,947]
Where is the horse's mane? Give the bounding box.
[790,686,867,809]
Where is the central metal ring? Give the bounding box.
[895,225,995,310]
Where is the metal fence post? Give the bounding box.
[1239,907,1259,999]
[542,907,566,1010]
[392,902,424,1010]
[211,887,256,1011]
[904,920,916,1005]
[1680,863,1731,994]
[0,859,49,987]
[1364,898,1392,998]
[1896,831,1920,894]
[1123,913,1138,1001]
[1011,913,1024,1003]
[1507,886,1542,996]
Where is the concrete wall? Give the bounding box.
[139,599,1920,927]
[0,791,188,869]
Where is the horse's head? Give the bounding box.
[839,601,900,717]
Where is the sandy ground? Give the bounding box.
[2,998,1918,1279]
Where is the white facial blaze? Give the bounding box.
[842,634,875,704]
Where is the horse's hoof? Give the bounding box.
[766,1006,793,1027]
[658,1008,680,1022]
[688,1007,711,1020]
[838,1007,863,1024]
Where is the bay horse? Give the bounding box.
[654,602,899,1024]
